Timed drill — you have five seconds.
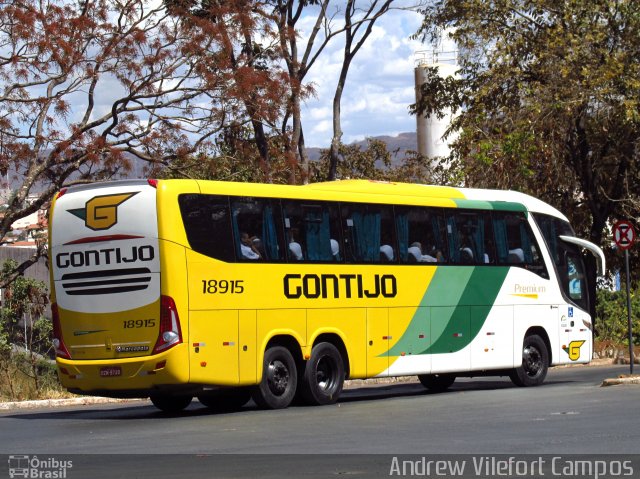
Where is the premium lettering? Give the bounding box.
[284,273,397,299]
[56,245,154,269]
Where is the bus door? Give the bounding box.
[557,250,592,363]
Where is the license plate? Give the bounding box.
[100,366,122,377]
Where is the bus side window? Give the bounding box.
[395,206,447,264]
[446,210,494,265]
[342,203,395,263]
[282,200,343,262]
[493,212,547,277]
[178,194,235,262]
[231,198,285,262]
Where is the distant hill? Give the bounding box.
[307,131,417,163]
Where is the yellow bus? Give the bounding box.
[49,179,605,411]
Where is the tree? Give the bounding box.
[0,0,293,283]
[162,1,404,184]
[327,0,393,181]
[165,0,296,182]
[310,138,392,181]
[273,0,329,184]
[157,124,301,183]
[414,0,640,314]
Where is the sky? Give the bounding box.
[297,6,428,148]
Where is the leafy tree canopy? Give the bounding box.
[414,0,640,281]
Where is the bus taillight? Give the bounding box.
[153,296,183,354]
[52,303,71,359]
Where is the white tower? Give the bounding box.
[414,49,459,160]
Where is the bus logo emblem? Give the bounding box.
[564,340,585,361]
[68,192,138,231]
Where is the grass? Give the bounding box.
[0,354,73,402]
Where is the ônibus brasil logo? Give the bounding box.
[8,455,72,478]
[67,192,138,231]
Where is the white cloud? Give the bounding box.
[299,6,429,147]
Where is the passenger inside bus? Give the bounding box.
[408,242,438,263]
[240,232,262,260]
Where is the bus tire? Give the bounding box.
[301,342,345,406]
[253,346,297,409]
[149,393,192,412]
[510,334,549,387]
[198,388,251,411]
[418,374,455,392]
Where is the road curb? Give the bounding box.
[0,397,144,411]
[601,375,640,387]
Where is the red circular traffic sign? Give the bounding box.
[613,220,636,250]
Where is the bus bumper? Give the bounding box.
[55,345,189,397]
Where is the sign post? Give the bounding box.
[613,220,636,374]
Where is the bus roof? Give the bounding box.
[311,180,567,219]
[193,179,567,220]
[63,178,567,221]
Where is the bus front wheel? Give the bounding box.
[149,393,192,412]
[301,342,345,406]
[253,346,297,409]
[418,374,455,392]
[510,334,549,387]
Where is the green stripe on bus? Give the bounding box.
[385,266,509,357]
[453,199,527,212]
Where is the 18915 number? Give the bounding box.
[123,319,155,329]
[202,279,244,294]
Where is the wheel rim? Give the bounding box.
[267,359,290,396]
[523,345,542,377]
[316,356,336,391]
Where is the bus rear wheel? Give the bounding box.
[149,393,192,412]
[300,342,345,406]
[198,388,251,411]
[253,346,297,409]
[510,334,549,387]
[418,374,455,392]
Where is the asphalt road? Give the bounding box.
[1,364,638,478]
